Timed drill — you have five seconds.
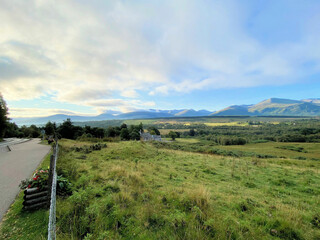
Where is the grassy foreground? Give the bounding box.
[1,139,320,239]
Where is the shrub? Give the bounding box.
[311,214,320,229]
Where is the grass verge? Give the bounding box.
[0,149,52,240]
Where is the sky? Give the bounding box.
[1,0,320,118]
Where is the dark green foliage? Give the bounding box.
[120,128,130,140]
[148,126,160,135]
[189,129,196,136]
[4,122,20,137]
[211,136,247,145]
[130,131,140,140]
[5,122,42,138]
[57,175,72,196]
[73,143,107,153]
[58,118,77,139]
[311,214,320,229]
[270,219,303,240]
[200,120,320,143]
[168,131,177,140]
[276,145,307,152]
[20,125,41,138]
[0,93,9,139]
[45,121,56,136]
[55,120,107,140]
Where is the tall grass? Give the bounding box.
[1,139,320,239]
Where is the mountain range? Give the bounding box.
[212,98,320,116]
[12,98,320,125]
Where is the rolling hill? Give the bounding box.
[12,109,215,125]
[211,98,320,116]
[12,98,320,125]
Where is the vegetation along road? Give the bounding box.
[0,139,50,221]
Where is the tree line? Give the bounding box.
[3,117,152,141]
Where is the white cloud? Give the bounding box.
[121,90,139,98]
[86,98,156,113]
[8,108,94,118]
[56,88,111,103]
[0,0,319,106]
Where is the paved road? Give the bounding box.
[0,138,31,152]
[0,139,51,221]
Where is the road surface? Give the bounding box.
[0,138,51,221]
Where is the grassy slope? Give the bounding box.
[51,140,320,239]
[0,152,51,240]
[1,140,320,239]
[159,138,320,161]
[218,142,320,160]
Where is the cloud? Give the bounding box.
[8,108,94,118]
[56,88,111,103]
[86,99,127,107]
[0,0,319,106]
[121,90,139,98]
[86,98,156,113]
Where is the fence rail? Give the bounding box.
[48,141,58,240]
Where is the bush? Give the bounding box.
[211,136,247,145]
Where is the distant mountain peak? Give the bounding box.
[11,97,320,126]
[211,97,320,116]
[259,98,301,104]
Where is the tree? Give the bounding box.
[0,94,9,139]
[29,125,41,138]
[57,118,75,139]
[130,131,140,140]
[45,121,56,136]
[189,129,195,136]
[120,128,130,140]
[138,122,144,133]
[4,122,20,137]
[148,126,160,135]
[168,131,177,141]
[106,127,117,137]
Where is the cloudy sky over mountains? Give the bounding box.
[1,0,320,117]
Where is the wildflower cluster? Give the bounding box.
[19,168,49,190]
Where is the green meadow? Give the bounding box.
[1,138,320,239]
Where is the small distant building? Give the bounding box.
[139,130,162,141]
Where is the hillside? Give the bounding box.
[212,98,320,116]
[211,105,252,116]
[12,109,215,125]
[11,98,320,126]
[2,139,320,239]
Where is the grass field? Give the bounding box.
[1,139,319,239]
[204,122,248,127]
[74,116,311,128]
[159,129,189,135]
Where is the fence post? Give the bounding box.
[48,141,58,240]
[47,154,54,207]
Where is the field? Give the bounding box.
[159,129,189,135]
[74,116,310,128]
[1,138,320,239]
